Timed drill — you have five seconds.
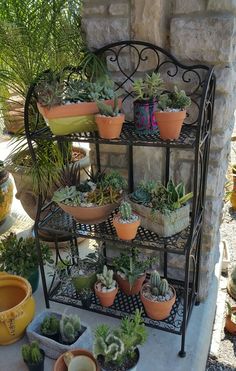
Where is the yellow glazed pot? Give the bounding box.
[0,272,35,345]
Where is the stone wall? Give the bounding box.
[82,0,236,300]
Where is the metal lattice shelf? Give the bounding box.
[49,280,189,335]
[39,206,191,254]
[30,123,198,148]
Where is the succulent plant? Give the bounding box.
[133,72,164,101]
[150,271,170,297]
[52,185,79,204]
[119,201,132,221]
[22,341,43,365]
[97,265,116,290]
[159,278,169,296]
[130,188,151,205]
[158,86,191,111]
[40,315,60,336]
[94,332,125,363]
[60,314,81,344]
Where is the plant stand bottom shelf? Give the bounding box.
[48,281,194,336]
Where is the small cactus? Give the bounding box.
[40,314,60,336]
[150,271,170,297]
[119,201,132,221]
[60,314,81,344]
[22,341,43,365]
[97,265,116,290]
[159,279,169,296]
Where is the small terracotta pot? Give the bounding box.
[94,282,118,307]
[113,214,140,240]
[141,283,176,320]
[54,349,100,371]
[115,273,146,296]
[95,114,125,139]
[155,110,186,140]
[225,306,236,335]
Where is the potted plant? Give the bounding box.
[94,265,118,307]
[95,95,124,139]
[54,349,99,371]
[0,233,53,293]
[36,74,118,135]
[53,165,126,224]
[79,288,93,309]
[113,201,140,240]
[113,249,153,296]
[133,72,164,132]
[130,179,193,237]
[154,86,191,140]
[225,302,236,335]
[22,341,45,371]
[141,270,176,320]
[0,160,13,224]
[94,309,147,371]
[227,265,236,300]
[40,315,60,342]
[27,310,93,360]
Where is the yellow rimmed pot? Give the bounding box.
[0,272,35,345]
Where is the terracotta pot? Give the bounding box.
[115,273,146,296]
[155,110,186,140]
[230,174,236,210]
[140,283,176,320]
[54,349,100,371]
[113,214,140,240]
[0,272,35,345]
[0,169,13,224]
[95,113,125,139]
[225,306,236,335]
[58,202,118,224]
[94,282,118,307]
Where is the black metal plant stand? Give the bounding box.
[24,41,215,357]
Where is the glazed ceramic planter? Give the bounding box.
[72,272,97,293]
[27,310,92,360]
[0,169,13,224]
[54,349,100,371]
[95,113,125,139]
[115,273,146,296]
[94,282,118,307]
[225,306,236,335]
[37,99,117,135]
[129,200,190,237]
[24,350,45,371]
[0,272,35,345]
[133,99,158,132]
[141,283,176,320]
[58,202,119,224]
[155,110,186,140]
[113,214,140,240]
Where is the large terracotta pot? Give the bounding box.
[94,282,118,307]
[54,349,100,371]
[155,110,186,140]
[58,202,118,224]
[225,306,236,335]
[0,272,35,345]
[140,283,176,320]
[0,169,13,224]
[115,273,146,296]
[113,214,140,241]
[95,113,125,139]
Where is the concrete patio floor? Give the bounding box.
[0,136,221,371]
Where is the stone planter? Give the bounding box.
[129,200,190,237]
[26,310,93,360]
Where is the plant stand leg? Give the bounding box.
[179,253,191,357]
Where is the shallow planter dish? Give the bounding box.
[115,273,146,296]
[97,348,139,371]
[0,272,35,345]
[113,214,140,240]
[155,110,186,140]
[54,349,100,371]
[94,282,118,307]
[225,305,236,335]
[141,283,176,320]
[95,113,125,139]
[37,99,116,136]
[26,310,92,360]
[58,202,119,224]
[129,200,190,237]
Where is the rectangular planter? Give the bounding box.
[129,200,190,237]
[26,310,92,359]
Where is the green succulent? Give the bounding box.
[119,201,132,221]
[133,72,164,101]
[60,314,81,344]
[158,86,191,111]
[22,341,43,365]
[97,95,120,117]
[97,265,116,290]
[40,315,60,336]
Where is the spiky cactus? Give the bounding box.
[159,279,169,296]
[97,95,120,117]
[120,201,132,221]
[150,271,161,296]
[22,341,43,364]
[97,265,116,290]
[40,314,60,336]
[94,333,125,362]
[60,314,81,344]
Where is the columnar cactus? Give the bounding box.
[159,279,169,296]
[60,314,81,343]
[22,341,43,364]
[97,265,116,289]
[150,271,161,296]
[120,201,132,221]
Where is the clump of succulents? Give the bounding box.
[133,72,164,101]
[158,86,191,112]
[97,265,116,291]
[40,315,60,337]
[94,310,147,368]
[130,179,193,215]
[60,314,81,344]
[150,271,172,300]
[97,95,120,117]
[22,341,43,365]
